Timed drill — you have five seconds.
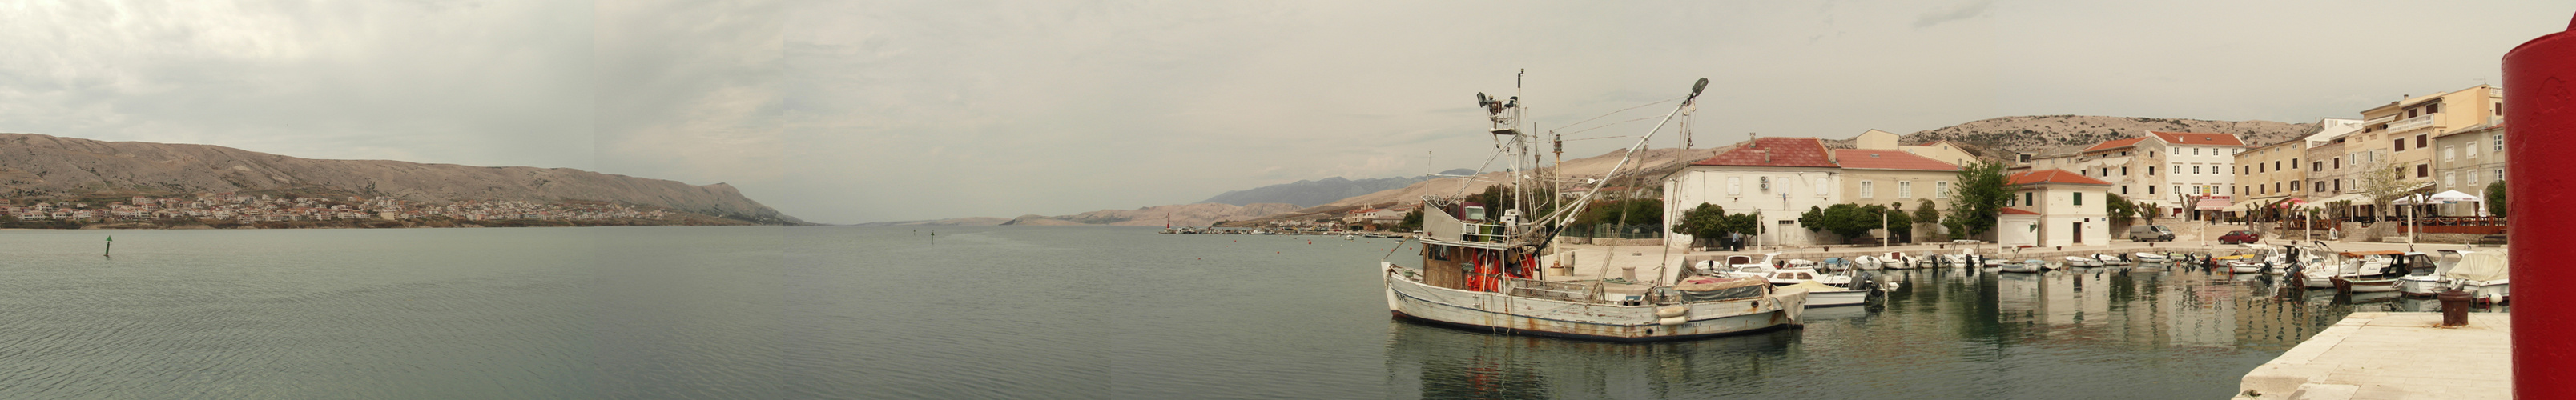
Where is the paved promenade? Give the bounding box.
[2234,312,2510,400]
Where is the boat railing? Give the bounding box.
[1499,277,1595,303]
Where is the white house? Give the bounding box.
[1663,137,1842,248]
[1998,169,2112,247]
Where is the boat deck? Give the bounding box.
[2235,312,2510,399]
[1540,243,1686,284]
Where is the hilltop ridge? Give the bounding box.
[0,133,804,225]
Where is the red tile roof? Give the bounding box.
[1831,149,1958,170]
[2150,131,2245,146]
[2083,138,2150,153]
[2006,169,2113,186]
[2000,207,2041,215]
[1691,138,1837,167]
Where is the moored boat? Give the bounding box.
[1379,75,1801,342]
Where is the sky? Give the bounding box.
[4,1,2570,224]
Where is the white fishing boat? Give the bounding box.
[1381,76,1803,341]
[1879,253,1911,270]
[1852,255,1884,270]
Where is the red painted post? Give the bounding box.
[2505,14,2576,398]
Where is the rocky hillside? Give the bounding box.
[0,133,803,225]
[1198,169,1470,207]
[1896,115,2319,154]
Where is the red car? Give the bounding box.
[2218,230,2262,244]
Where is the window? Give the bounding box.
[2316,181,2326,192]
[1936,182,1950,198]
[2120,166,2129,175]
[2173,185,2181,195]
[2468,141,2479,158]
[2024,192,2034,206]
[2148,166,2157,175]
[2498,169,2506,182]
[2444,146,2455,162]
[2192,166,2200,174]
[2417,134,2428,149]
[2428,103,2441,114]
[2192,148,2200,155]
[1860,181,1874,198]
[2150,186,2158,194]
[2121,186,2130,194]
[1899,181,1913,198]
[2334,180,2342,192]
[2417,164,2429,178]
[2313,161,2323,172]
[1727,177,1741,195]
[2074,192,2083,206]
[1816,178,1829,196]
[2275,160,2284,172]
[2469,170,2481,186]
[2103,167,2111,177]
[2445,172,2456,188]
[2497,134,2505,152]
[2150,151,2157,158]
[2333,157,2341,169]
[2396,138,2406,151]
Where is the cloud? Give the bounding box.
[1915,1,1992,30]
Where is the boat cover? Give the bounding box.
[1673,277,1767,302]
[2449,251,2510,282]
[1780,281,1846,293]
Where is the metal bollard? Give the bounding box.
[2440,289,2473,327]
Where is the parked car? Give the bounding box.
[2128,225,2175,242]
[2218,230,2262,244]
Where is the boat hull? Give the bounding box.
[2338,277,2400,294]
[1805,289,1867,307]
[2397,276,2447,297]
[2461,280,2510,303]
[1385,270,1802,342]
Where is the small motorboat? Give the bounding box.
[2133,252,2170,262]
[2398,250,2462,297]
[2216,254,2264,274]
[1879,253,1910,270]
[2094,253,2131,266]
[1999,259,2047,273]
[2063,256,2103,267]
[2332,250,2409,294]
[1853,255,1884,270]
[2445,250,2510,303]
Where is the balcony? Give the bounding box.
[2386,114,2436,132]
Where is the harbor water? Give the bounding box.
[0,226,2493,398]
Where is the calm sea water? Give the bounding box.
[0,226,2483,398]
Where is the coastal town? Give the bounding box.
[0,193,669,227]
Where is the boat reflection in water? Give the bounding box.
[1387,261,2506,398]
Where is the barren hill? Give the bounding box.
[0,133,803,225]
[1894,115,2319,155]
[1321,147,1721,209]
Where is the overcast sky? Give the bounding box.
[5,1,2569,224]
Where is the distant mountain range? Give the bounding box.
[0,133,803,225]
[1197,169,1474,207]
[862,114,2321,226]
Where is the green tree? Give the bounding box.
[1946,160,2016,238]
[1879,202,1914,243]
[1399,207,1423,231]
[2105,193,2138,220]
[1912,199,1941,241]
[2486,180,2507,218]
[1672,203,1729,247]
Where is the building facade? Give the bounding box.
[2345,85,2502,217]
[1997,170,2112,247]
[2433,124,2506,216]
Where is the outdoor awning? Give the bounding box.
[2310,194,2364,205]
[2429,190,2481,203]
[2194,197,2232,210]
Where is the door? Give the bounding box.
[2072,222,2083,243]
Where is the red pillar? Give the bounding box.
[2506,14,2576,398]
